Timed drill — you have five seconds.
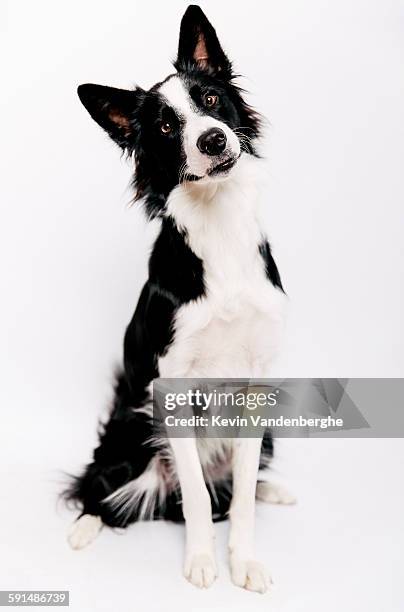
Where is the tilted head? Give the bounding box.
[78,5,261,218]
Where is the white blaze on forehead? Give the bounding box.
[159,75,198,120]
[158,75,240,179]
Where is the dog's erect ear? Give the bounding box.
[175,5,232,77]
[77,84,144,150]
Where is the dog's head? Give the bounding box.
[78,5,261,217]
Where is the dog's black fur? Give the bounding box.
[64,5,281,527]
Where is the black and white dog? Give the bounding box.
[66,5,294,593]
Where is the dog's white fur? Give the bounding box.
[104,456,167,521]
[68,514,102,550]
[69,77,289,593]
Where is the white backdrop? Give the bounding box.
[1,1,403,610]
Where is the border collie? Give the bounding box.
[66,5,294,593]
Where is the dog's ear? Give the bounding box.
[77,84,144,150]
[175,5,232,77]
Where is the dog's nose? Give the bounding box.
[197,128,227,156]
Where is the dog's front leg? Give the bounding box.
[229,437,272,593]
[169,437,217,588]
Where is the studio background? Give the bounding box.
[1,1,403,611]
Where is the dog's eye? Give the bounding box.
[160,122,172,135]
[204,94,218,108]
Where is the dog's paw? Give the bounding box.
[256,481,296,505]
[184,552,217,588]
[67,514,102,550]
[230,556,272,594]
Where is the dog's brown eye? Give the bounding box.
[160,122,172,134]
[205,94,218,108]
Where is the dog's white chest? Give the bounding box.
[159,266,284,378]
[158,156,286,379]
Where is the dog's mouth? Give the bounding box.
[208,154,239,177]
[184,154,240,183]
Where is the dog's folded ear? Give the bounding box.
[175,5,232,77]
[77,84,144,150]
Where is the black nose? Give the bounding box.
[197,128,227,156]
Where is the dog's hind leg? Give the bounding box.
[256,480,296,505]
[64,373,159,546]
[68,514,102,550]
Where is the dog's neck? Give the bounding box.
[165,154,265,265]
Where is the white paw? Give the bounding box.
[67,514,102,550]
[230,556,272,594]
[256,481,296,505]
[184,553,217,589]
